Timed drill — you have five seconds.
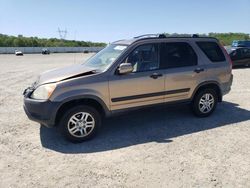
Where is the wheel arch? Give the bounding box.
[192,81,222,102]
[55,95,110,126]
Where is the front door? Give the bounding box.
[109,43,165,110]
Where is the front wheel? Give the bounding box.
[192,89,218,117]
[59,105,101,142]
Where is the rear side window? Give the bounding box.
[197,42,225,62]
[160,42,197,69]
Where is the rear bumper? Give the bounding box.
[221,74,233,96]
[23,97,60,127]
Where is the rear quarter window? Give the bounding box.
[197,42,225,62]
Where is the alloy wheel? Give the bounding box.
[67,112,95,138]
[198,93,215,113]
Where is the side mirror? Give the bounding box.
[118,63,133,74]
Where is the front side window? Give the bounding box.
[125,44,159,72]
[84,44,127,71]
[160,42,197,69]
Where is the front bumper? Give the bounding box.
[23,97,60,127]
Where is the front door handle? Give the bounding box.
[150,73,163,79]
[194,68,205,73]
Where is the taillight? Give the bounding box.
[220,44,233,71]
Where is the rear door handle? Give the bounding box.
[150,73,163,79]
[194,68,204,73]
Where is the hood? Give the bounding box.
[36,64,97,86]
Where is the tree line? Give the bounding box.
[0,33,249,47]
[0,34,106,47]
[207,33,250,45]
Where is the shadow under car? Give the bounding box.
[40,101,250,154]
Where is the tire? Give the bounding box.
[192,88,218,117]
[59,105,101,142]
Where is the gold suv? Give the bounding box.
[23,34,233,142]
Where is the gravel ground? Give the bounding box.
[0,53,249,188]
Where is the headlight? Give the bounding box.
[31,83,56,100]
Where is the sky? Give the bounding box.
[0,0,250,43]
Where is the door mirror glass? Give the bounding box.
[118,63,133,74]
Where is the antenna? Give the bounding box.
[57,27,67,40]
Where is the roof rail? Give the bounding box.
[133,33,202,39]
[134,33,166,39]
[129,34,219,45]
[112,39,126,43]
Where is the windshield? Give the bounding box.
[83,44,127,71]
[232,41,250,47]
[232,40,238,47]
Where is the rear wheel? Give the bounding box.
[59,105,101,142]
[192,88,218,117]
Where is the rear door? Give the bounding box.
[160,42,203,102]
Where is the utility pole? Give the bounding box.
[57,28,67,40]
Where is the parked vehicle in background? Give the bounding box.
[23,34,233,142]
[42,48,50,55]
[227,47,250,67]
[15,50,23,56]
[232,40,250,48]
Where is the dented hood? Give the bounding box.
[37,64,96,85]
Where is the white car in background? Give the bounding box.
[15,50,23,56]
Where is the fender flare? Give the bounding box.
[191,81,222,101]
